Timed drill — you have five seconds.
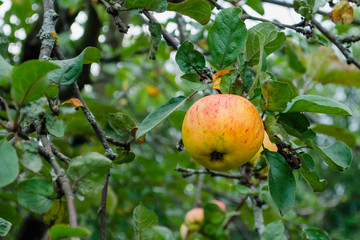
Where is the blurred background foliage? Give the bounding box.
[1,0,360,239]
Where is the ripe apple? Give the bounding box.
[248,131,278,166]
[184,208,204,231]
[182,94,264,171]
[211,200,226,211]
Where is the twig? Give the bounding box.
[312,19,360,69]
[242,14,313,37]
[194,170,205,208]
[37,0,78,229]
[99,170,110,240]
[106,136,132,150]
[0,94,13,122]
[36,122,78,228]
[207,0,223,10]
[174,167,244,179]
[51,144,70,164]
[222,195,248,230]
[339,35,360,44]
[143,10,180,49]
[38,0,59,60]
[100,0,129,33]
[261,0,360,26]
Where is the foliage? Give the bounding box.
[0,0,359,239]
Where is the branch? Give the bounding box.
[143,10,180,49]
[99,0,129,33]
[207,0,223,10]
[106,136,132,150]
[99,169,110,240]
[339,35,360,44]
[174,167,244,179]
[312,19,360,69]
[36,123,78,228]
[261,0,360,26]
[194,170,205,208]
[242,14,313,37]
[38,0,59,60]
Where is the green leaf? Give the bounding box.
[220,70,243,95]
[0,55,13,87]
[167,0,212,25]
[284,41,306,73]
[261,79,293,111]
[208,7,247,68]
[67,152,112,196]
[0,140,19,188]
[180,74,208,91]
[17,179,54,214]
[49,224,91,240]
[149,21,162,60]
[293,0,313,20]
[152,226,175,240]
[106,113,136,141]
[312,124,356,148]
[246,22,285,66]
[285,95,352,116]
[176,40,205,73]
[0,201,22,226]
[239,54,254,93]
[17,139,42,173]
[11,60,60,104]
[133,203,159,240]
[44,200,69,226]
[48,47,101,85]
[236,185,257,195]
[278,112,315,141]
[0,217,11,237]
[300,154,326,192]
[308,140,352,171]
[262,220,285,240]
[246,0,264,15]
[264,150,296,215]
[203,202,227,238]
[136,95,187,139]
[168,110,186,130]
[264,114,290,143]
[113,149,135,164]
[303,228,331,240]
[45,112,64,137]
[125,0,167,11]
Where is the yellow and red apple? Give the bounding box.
[182,94,264,171]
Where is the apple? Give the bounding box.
[182,94,264,171]
[211,200,226,211]
[248,131,278,166]
[184,208,204,231]
[180,223,189,239]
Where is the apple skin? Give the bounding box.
[249,131,278,166]
[211,200,226,211]
[182,94,264,171]
[184,208,204,231]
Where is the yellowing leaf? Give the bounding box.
[61,98,84,107]
[131,126,146,143]
[329,0,353,24]
[212,70,230,90]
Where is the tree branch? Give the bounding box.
[312,19,360,69]
[36,122,78,228]
[143,10,180,49]
[99,169,110,240]
[99,0,129,33]
[174,167,244,179]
